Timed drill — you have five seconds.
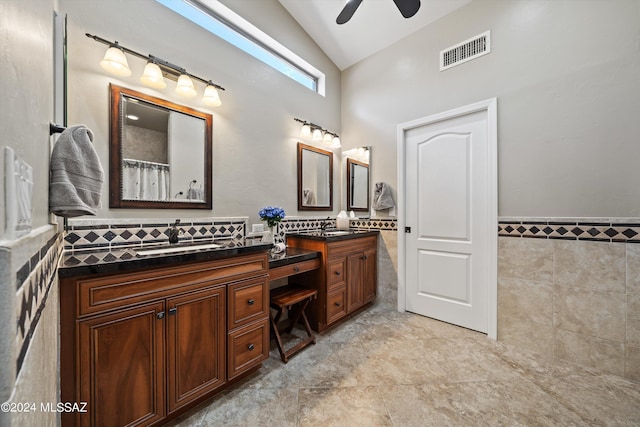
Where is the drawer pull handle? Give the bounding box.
[247,344,255,351]
[334,302,341,307]
[168,308,177,316]
[156,311,165,320]
[294,266,300,272]
[334,271,341,275]
[248,299,255,305]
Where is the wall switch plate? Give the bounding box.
[4,147,33,240]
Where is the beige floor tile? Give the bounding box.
[166,306,640,426]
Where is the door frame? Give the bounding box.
[397,98,498,339]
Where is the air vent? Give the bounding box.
[440,31,490,71]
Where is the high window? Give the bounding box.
[157,0,325,95]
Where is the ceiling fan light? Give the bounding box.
[140,61,167,89]
[100,46,131,77]
[175,74,197,98]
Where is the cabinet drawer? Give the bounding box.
[327,236,377,259]
[77,253,268,317]
[269,258,320,281]
[228,318,269,380]
[327,260,345,290]
[228,277,269,330]
[327,288,347,324]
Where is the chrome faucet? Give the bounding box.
[168,219,182,244]
[320,217,332,231]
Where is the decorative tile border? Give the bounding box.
[274,217,398,243]
[64,217,248,251]
[16,233,63,375]
[499,219,640,243]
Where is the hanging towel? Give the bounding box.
[372,182,395,210]
[303,188,315,205]
[49,124,104,217]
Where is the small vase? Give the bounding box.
[262,226,274,243]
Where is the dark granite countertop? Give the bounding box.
[58,238,273,279]
[285,229,379,241]
[268,247,320,269]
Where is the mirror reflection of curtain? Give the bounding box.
[122,158,170,200]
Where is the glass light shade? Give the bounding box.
[323,132,333,144]
[100,46,131,77]
[203,85,222,107]
[300,124,311,138]
[312,128,323,141]
[332,136,341,147]
[175,74,197,98]
[140,62,167,89]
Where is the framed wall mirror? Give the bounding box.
[347,158,370,211]
[109,84,212,209]
[297,142,333,211]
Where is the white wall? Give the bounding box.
[342,0,640,218]
[60,0,342,224]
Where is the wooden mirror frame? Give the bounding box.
[297,142,333,211]
[346,158,369,212]
[109,84,212,209]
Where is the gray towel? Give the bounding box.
[49,125,104,217]
[372,182,395,210]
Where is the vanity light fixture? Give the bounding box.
[100,43,131,77]
[203,83,222,107]
[294,117,341,148]
[87,33,225,106]
[175,74,197,98]
[139,60,167,89]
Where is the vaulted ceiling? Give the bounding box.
[278,0,471,70]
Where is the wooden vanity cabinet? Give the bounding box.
[60,252,269,427]
[287,234,377,332]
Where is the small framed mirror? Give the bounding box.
[347,158,369,212]
[297,142,333,211]
[109,84,212,209]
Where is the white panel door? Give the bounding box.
[404,109,491,333]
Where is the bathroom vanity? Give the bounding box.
[58,242,271,427]
[286,230,378,332]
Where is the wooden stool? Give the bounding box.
[269,285,318,363]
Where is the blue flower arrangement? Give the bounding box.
[259,206,286,228]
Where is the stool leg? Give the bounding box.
[270,307,288,363]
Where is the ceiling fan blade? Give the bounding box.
[336,0,363,25]
[392,0,421,18]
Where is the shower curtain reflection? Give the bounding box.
[122,158,170,201]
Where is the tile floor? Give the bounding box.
[167,303,640,426]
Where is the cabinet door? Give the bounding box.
[363,247,377,304]
[346,253,365,313]
[167,286,226,413]
[79,301,165,427]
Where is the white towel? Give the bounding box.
[49,125,104,217]
[303,188,315,205]
[372,182,395,210]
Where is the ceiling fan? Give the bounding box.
[337,0,421,25]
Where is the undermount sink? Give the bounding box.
[322,230,351,236]
[135,242,222,256]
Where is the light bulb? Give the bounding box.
[140,62,166,89]
[332,135,341,148]
[203,84,222,107]
[100,46,131,77]
[312,128,323,141]
[323,132,333,144]
[300,124,311,138]
[175,74,197,98]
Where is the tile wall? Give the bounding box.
[498,218,640,381]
